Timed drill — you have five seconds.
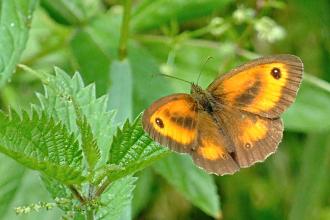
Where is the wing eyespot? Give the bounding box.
[244,142,252,149]
[155,118,164,128]
[271,67,281,79]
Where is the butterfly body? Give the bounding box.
[142,55,303,175]
[190,83,216,113]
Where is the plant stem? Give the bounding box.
[86,209,95,220]
[68,185,85,203]
[95,177,111,197]
[118,0,132,60]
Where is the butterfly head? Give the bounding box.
[190,83,203,95]
[191,83,214,113]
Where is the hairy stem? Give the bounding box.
[118,0,132,60]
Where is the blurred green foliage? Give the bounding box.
[0,0,329,219]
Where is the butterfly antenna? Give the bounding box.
[197,56,214,85]
[154,73,192,85]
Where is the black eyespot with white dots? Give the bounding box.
[271,67,281,79]
[155,117,164,128]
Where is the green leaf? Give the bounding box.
[283,80,330,132]
[289,134,330,220]
[154,154,221,218]
[97,176,137,220]
[41,175,74,211]
[36,68,116,165]
[129,42,178,115]
[0,0,37,87]
[108,59,133,123]
[3,171,63,220]
[0,155,25,216]
[106,115,169,181]
[132,168,154,217]
[132,0,233,31]
[76,115,100,172]
[40,0,93,26]
[69,11,122,96]
[70,30,111,96]
[0,110,85,184]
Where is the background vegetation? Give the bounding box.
[0,0,329,219]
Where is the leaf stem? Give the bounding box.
[68,185,85,203]
[118,0,132,60]
[17,64,50,84]
[95,177,111,197]
[86,209,95,220]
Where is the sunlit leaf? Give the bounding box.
[106,115,169,181]
[0,110,84,184]
[35,68,116,165]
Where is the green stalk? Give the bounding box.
[86,209,94,220]
[118,0,132,60]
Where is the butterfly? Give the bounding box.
[142,55,303,175]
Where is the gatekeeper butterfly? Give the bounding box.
[142,55,303,175]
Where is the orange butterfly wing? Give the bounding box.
[214,108,283,167]
[208,55,303,118]
[143,95,240,175]
[142,94,198,153]
[192,112,239,175]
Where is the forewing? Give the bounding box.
[142,94,198,153]
[208,55,303,118]
[192,112,240,175]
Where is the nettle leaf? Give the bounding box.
[35,67,116,166]
[0,110,84,184]
[106,115,169,181]
[97,176,137,220]
[76,115,100,172]
[0,0,37,87]
[41,175,71,200]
